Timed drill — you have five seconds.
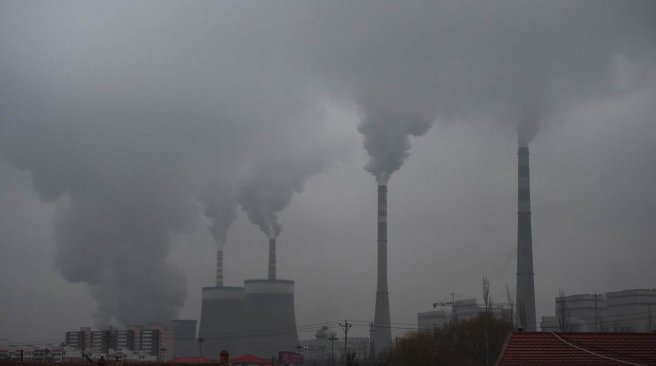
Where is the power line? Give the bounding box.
[550,332,651,366]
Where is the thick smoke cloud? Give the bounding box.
[202,184,238,249]
[238,155,328,239]
[359,110,432,184]
[0,1,338,326]
[1,0,655,328]
[290,1,656,154]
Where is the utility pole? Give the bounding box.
[328,335,338,366]
[102,329,113,358]
[339,321,351,366]
[368,322,375,362]
[197,337,204,357]
[648,304,653,332]
[594,294,599,332]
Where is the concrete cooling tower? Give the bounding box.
[241,279,298,358]
[171,320,198,359]
[198,286,244,357]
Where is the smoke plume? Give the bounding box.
[359,108,433,184]
[239,153,329,239]
[202,184,239,250]
[0,1,339,325]
[1,0,654,328]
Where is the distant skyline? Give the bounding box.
[1,0,655,344]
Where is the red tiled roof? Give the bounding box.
[495,332,656,366]
[168,357,214,363]
[229,354,271,365]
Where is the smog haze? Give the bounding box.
[1,0,655,343]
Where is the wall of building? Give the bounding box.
[543,289,656,333]
[417,310,448,331]
[606,289,656,332]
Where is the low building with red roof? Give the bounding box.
[229,354,272,366]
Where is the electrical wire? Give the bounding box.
[550,332,652,366]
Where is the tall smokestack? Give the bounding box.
[216,249,224,287]
[268,238,276,280]
[516,146,537,330]
[373,184,392,352]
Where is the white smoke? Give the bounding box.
[1,0,654,327]
[359,109,433,184]
[238,153,329,239]
[202,185,239,250]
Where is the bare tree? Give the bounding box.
[482,277,491,366]
[505,285,515,328]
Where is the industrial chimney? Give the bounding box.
[516,146,537,330]
[373,184,392,352]
[216,249,224,287]
[268,238,276,280]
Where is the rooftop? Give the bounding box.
[495,332,656,366]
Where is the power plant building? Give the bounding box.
[417,310,449,331]
[170,320,197,359]
[241,279,298,357]
[197,238,299,358]
[606,289,656,332]
[542,289,656,333]
[555,294,606,332]
[197,286,244,357]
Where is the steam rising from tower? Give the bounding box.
[373,184,392,350]
[516,145,537,330]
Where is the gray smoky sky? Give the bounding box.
[1,0,655,342]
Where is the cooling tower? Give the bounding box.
[241,279,298,358]
[197,286,244,357]
[373,184,392,352]
[516,146,537,330]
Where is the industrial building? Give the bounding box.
[606,289,656,332]
[0,345,66,363]
[170,320,197,359]
[63,325,172,360]
[299,328,371,365]
[197,238,299,358]
[198,285,244,357]
[64,327,90,351]
[240,279,298,357]
[417,310,449,331]
[554,294,606,332]
[543,288,656,332]
[417,298,511,332]
[539,316,559,332]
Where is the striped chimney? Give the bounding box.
[516,146,537,330]
[373,184,392,351]
[216,249,224,287]
[268,238,276,280]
